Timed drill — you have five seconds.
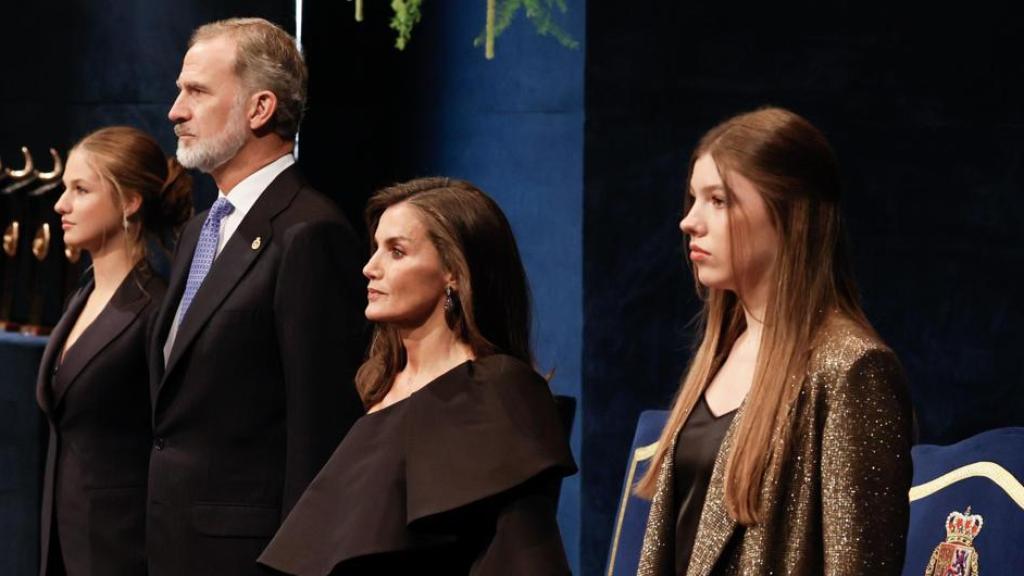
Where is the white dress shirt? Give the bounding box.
[214,154,294,255]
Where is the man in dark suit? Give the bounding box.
[148,18,365,576]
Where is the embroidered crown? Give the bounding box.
[945,506,983,545]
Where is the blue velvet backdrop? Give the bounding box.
[393,4,585,570]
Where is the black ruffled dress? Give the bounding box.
[258,354,577,575]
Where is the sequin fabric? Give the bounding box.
[638,318,914,576]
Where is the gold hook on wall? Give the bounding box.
[37,149,63,182]
[4,147,35,179]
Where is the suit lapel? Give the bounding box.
[160,165,303,386]
[150,216,200,402]
[687,402,745,576]
[36,280,91,414]
[637,428,679,576]
[50,270,151,410]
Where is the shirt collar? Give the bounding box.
[217,153,296,214]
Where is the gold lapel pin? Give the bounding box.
[251,236,262,250]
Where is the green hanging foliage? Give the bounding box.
[363,0,576,57]
[390,0,423,50]
[473,0,579,59]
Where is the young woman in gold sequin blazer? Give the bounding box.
[635,107,914,576]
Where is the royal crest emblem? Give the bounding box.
[924,506,983,576]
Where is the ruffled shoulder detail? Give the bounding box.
[258,354,576,575]
[404,354,577,525]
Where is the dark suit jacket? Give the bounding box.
[37,268,164,576]
[147,165,365,576]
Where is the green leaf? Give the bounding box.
[473,0,578,52]
[390,0,424,50]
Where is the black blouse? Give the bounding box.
[672,396,736,574]
[258,354,577,576]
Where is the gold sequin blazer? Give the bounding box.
[638,320,914,576]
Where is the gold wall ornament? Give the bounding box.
[3,221,18,257]
[37,148,64,182]
[32,222,50,261]
[4,146,35,179]
[64,245,81,263]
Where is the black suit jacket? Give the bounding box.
[37,268,164,576]
[147,165,365,576]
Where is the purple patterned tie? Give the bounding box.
[176,197,234,324]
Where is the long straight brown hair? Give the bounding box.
[355,177,534,408]
[635,107,873,525]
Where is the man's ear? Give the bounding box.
[248,90,278,131]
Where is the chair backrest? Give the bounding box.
[605,410,669,576]
[901,427,1024,576]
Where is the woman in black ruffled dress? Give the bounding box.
[259,178,576,575]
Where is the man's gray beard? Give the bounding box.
[175,110,249,174]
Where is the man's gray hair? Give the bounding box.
[191,18,307,140]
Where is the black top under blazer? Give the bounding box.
[37,267,165,576]
[147,165,366,576]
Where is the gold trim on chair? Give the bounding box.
[909,461,1024,509]
[606,441,659,576]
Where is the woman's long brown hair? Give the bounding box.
[355,177,534,408]
[635,107,873,525]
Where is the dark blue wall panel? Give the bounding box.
[394,4,586,571]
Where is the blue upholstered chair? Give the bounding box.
[902,427,1024,575]
[605,410,669,576]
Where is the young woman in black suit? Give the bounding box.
[36,126,192,576]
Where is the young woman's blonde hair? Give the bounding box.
[635,107,873,525]
[72,126,193,262]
